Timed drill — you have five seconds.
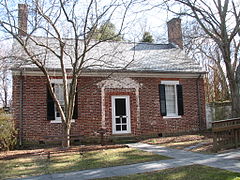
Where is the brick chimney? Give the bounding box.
[18,4,28,36]
[167,18,183,49]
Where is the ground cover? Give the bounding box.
[0,146,170,179]
[101,164,240,180]
[142,134,214,154]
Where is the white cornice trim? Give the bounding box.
[12,70,205,78]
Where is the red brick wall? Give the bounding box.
[12,75,206,141]
[135,77,206,135]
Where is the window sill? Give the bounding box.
[112,131,131,135]
[50,119,76,123]
[163,116,182,119]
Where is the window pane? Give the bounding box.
[116,118,121,124]
[122,125,127,130]
[55,84,65,105]
[165,85,176,115]
[115,99,126,116]
[116,125,121,131]
[59,85,65,103]
[122,118,126,124]
[55,84,65,119]
[56,105,64,117]
[56,111,60,117]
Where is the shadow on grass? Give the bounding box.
[0,156,49,179]
[143,134,214,153]
[46,148,170,174]
[101,165,240,180]
[0,148,170,179]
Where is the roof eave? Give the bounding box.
[11,67,207,74]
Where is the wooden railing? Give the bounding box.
[212,117,240,152]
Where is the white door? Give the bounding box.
[112,96,131,134]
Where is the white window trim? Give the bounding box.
[163,116,182,119]
[50,79,72,84]
[50,119,75,123]
[161,80,182,119]
[111,96,131,134]
[161,80,179,85]
[50,78,75,123]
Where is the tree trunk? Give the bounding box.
[4,86,8,107]
[228,73,240,118]
[234,64,240,117]
[215,60,230,100]
[62,122,71,148]
[225,57,240,118]
[230,87,240,118]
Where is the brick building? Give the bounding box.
[12,5,206,143]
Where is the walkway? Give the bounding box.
[129,143,240,172]
[19,143,240,180]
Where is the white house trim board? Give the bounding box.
[12,70,204,78]
[111,96,131,134]
[100,86,106,128]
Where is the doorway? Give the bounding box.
[111,96,131,134]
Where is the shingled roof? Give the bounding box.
[12,36,205,74]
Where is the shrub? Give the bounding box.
[0,112,16,151]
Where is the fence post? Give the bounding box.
[235,129,238,148]
[213,132,218,152]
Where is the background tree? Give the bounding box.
[141,31,154,43]
[164,0,240,117]
[0,46,12,108]
[93,21,123,41]
[183,21,230,102]
[0,0,134,147]
[0,69,11,108]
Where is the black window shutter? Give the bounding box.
[47,84,55,120]
[177,84,184,115]
[72,91,78,119]
[159,84,167,116]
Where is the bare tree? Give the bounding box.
[0,44,12,108]
[0,64,11,108]
[0,0,135,147]
[183,21,230,102]
[164,0,240,117]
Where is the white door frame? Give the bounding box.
[111,96,131,134]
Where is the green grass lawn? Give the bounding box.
[101,164,240,180]
[0,147,170,179]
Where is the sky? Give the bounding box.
[1,0,239,44]
[0,0,176,107]
[117,2,171,42]
[0,0,177,44]
[0,0,239,107]
[103,1,175,43]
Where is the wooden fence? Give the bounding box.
[212,117,240,152]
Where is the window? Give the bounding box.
[159,81,184,118]
[47,79,78,123]
[165,84,177,116]
[54,83,65,121]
